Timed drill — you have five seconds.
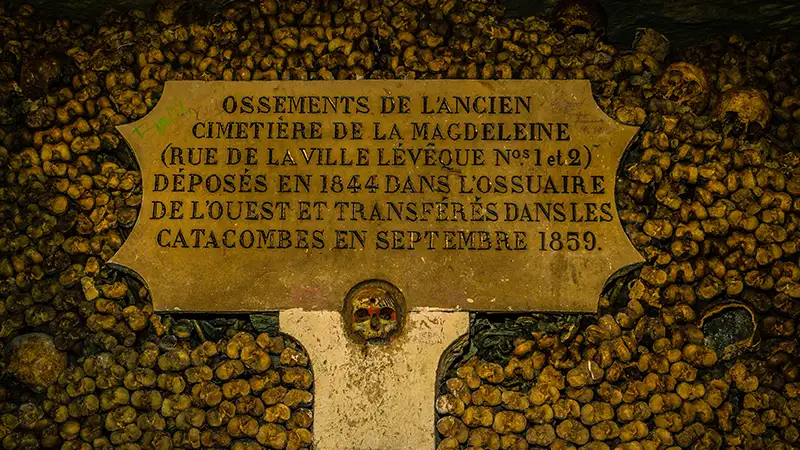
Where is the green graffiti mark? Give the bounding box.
[131,97,187,138]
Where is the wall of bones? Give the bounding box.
[1,0,800,449]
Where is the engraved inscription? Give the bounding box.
[112,80,642,313]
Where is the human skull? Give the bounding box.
[150,0,186,25]
[633,28,670,62]
[345,281,404,342]
[19,50,73,99]
[714,88,772,128]
[655,62,710,114]
[551,0,608,36]
[699,301,758,361]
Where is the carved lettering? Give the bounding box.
[112,80,642,313]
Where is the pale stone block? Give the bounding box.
[280,308,470,450]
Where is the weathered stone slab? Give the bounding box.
[111,79,644,449]
[280,308,469,450]
[112,80,641,313]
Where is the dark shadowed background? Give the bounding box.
[12,0,800,48]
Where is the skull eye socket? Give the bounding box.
[379,307,395,321]
[354,308,370,321]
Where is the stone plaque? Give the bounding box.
[112,80,641,313]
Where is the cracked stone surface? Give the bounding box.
[280,308,469,450]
